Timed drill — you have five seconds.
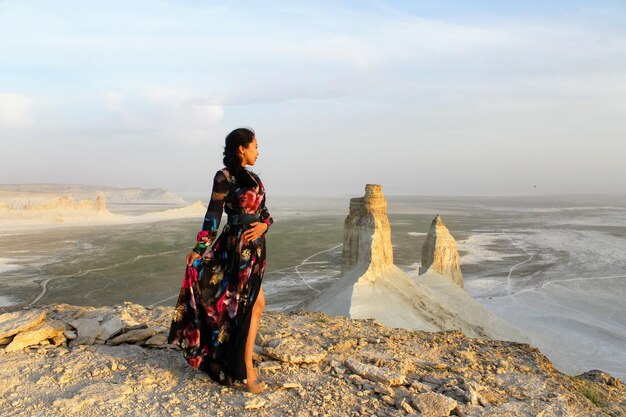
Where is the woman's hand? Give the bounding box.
[242,222,268,243]
[186,251,201,266]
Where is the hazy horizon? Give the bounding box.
[1,1,625,196]
[2,182,626,201]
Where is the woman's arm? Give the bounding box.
[242,193,273,243]
[259,194,273,232]
[193,170,229,256]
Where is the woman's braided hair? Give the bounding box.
[223,127,257,188]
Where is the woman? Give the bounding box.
[167,127,272,394]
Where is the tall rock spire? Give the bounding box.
[95,193,108,213]
[341,184,393,279]
[304,188,526,342]
[419,214,464,287]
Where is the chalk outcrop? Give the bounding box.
[0,186,205,233]
[0,184,188,205]
[342,184,393,278]
[419,214,464,287]
[0,303,624,417]
[141,200,206,219]
[304,186,526,343]
[0,193,111,214]
[95,193,107,212]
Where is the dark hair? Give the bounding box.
[223,127,257,187]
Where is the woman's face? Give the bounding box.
[239,137,258,166]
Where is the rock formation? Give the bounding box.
[0,184,188,205]
[303,186,526,343]
[95,193,107,213]
[5,194,110,213]
[0,302,624,417]
[342,184,393,278]
[419,214,464,287]
[0,186,203,233]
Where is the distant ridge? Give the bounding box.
[0,184,188,205]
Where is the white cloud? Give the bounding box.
[0,93,33,127]
[1,2,625,194]
[101,91,124,111]
[97,88,224,140]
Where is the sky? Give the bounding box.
[1,0,625,197]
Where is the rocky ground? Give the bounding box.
[0,302,624,417]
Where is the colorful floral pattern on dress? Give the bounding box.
[167,167,273,383]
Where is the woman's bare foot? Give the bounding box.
[245,379,266,394]
[243,367,265,393]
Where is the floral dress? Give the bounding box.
[167,167,273,383]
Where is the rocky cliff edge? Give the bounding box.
[0,302,624,417]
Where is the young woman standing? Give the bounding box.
[168,127,272,394]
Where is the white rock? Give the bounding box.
[69,318,101,345]
[263,338,327,364]
[411,391,458,417]
[258,361,281,372]
[344,358,405,386]
[410,380,431,393]
[5,320,65,352]
[96,316,123,340]
[341,184,394,276]
[397,398,415,414]
[244,398,267,410]
[108,327,159,345]
[281,383,303,390]
[0,310,46,339]
[419,214,463,287]
[144,333,168,346]
[303,187,528,343]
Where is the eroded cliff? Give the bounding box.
[341,184,393,279]
[304,186,527,343]
[3,193,110,213]
[419,214,464,288]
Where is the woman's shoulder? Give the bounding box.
[212,168,231,184]
[216,167,230,177]
[215,167,262,188]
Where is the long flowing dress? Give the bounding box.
[167,167,273,383]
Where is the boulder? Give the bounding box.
[96,316,123,341]
[263,338,327,364]
[0,309,47,339]
[411,391,458,417]
[345,358,406,386]
[68,318,101,345]
[577,370,622,388]
[258,361,281,372]
[5,319,65,352]
[108,327,160,346]
[144,333,167,346]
